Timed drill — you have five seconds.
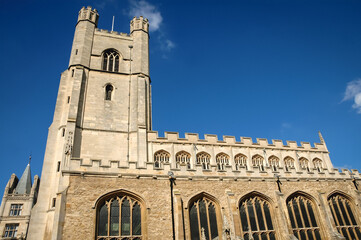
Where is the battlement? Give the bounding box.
[147,131,328,151]
[95,28,131,38]
[78,6,99,26]
[130,16,149,33]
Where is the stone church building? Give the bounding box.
[1,6,361,240]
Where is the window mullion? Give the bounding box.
[244,201,252,235]
[297,197,306,228]
[252,198,260,232]
[130,200,133,237]
[205,201,212,240]
[329,198,340,226]
[260,201,268,232]
[336,197,347,227]
[107,200,111,237]
[196,201,202,240]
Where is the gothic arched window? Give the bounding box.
[328,193,361,239]
[105,84,113,101]
[102,49,120,72]
[154,150,170,168]
[234,153,247,170]
[196,152,211,170]
[312,158,323,172]
[175,151,191,169]
[216,153,229,171]
[189,195,221,240]
[284,156,295,171]
[299,157,310,172]
[239,194,276,240]
[252,154,265,171]
[96,193,143,240]
[286,193,322,240]
[268,156,280,171]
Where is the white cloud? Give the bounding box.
[342,79,361,114]
[129,0,163,32]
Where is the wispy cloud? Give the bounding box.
[129,0,162,32]
[342,79,361,114]
[129,0,175,56]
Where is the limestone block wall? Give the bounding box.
[61,174,361,240]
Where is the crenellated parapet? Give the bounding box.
[95,28,131,38]
[130,16,149,33]
[77,6,99,26]
[147,131,328,151]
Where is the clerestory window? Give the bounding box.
[268,155,280,171]
[252,154,265,171]
[234,153,247,170]
[154,150,170,168]
[196,152,211,170]
[102,49,120,72]
[284,156,295,171]
[175,151,191,169]
[97,194,142,240]
[216,153,229,171]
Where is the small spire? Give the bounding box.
[15,161,32,195]
[318,131,325,144]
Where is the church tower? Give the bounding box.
[27,7,151,239]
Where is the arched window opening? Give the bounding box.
[252,155,265,171]
[284,157,295,172]
[96,194,142,240]
[196,152,211,170]
[175,151,191,169]
[239,195,276,239]
[189,196,220,240]
[234,153,247,170]
[216,153,229,171]
[287,194,322,240]
[269,156,280,171]
[328,193,361,239]
[105,84,113,101]
[312,158,323,172]
[299,157,310,172]
[154,150,170,168]
[102,49,120,72]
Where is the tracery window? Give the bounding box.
[239,195,276,240]
[154,150,170,168]
[102,49,120,72]
[105,84,114,101]
[216,152,229,171]
[175,151,191,169]
[286,194,322,240]
[299,157,310,172]
[284,157,295,171]
[196,152,211,170]
[312,158,323,172]
[234,153,247,170]
[328,193,361,239]
[189,195,220,240]
[97,193,142,240]
[252,155,265,171]
[268,156,280,171]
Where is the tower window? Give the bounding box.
[9,204,22,216]
[216,152,229,171]
[234,153,247,170]
[52,198,56,208]
[154,150,170,168]
[4,224,19,238]
[102,49,120,72]
[196,152,211,170]
[175,151,191,169]
[105,84,114,101]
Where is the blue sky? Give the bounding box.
[0,0,361,197]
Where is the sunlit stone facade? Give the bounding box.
[1,6,361,240]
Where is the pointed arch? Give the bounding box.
[175,151,191,169]
[188,192,222,240]
[196,152,211,170]
[284,156,295,171]
[94,189,146,240]
[102,48,121,72]
[238,191,277,239]
[312,158,323,172]
[268,155,280,171]
[299,157,310,171]
[104,83,114,101]
[153,150,170,168]
[286,191,323,239]
[216,152,230,171]
[234,153,247,170]
[327,191,361,238]
[252,154,265,171]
